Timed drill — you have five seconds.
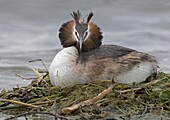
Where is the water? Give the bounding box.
[0,0,170,119]
[0,0,170,89]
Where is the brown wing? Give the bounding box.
[79,45,136,62]
[78,45,157,80]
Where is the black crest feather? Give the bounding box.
[71,10,81,23]
[86,12,94,23]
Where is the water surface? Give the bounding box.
[0,0,170,89]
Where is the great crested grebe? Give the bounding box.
[49,11,158,87]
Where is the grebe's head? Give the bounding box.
[59,10,103,52]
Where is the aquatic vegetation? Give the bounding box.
[0,66,170,119]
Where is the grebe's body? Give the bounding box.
[49,11,158,87]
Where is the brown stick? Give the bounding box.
[62,84,114,114]
[16,74,36,80]
[119,87,142,94]
[118,78,162,94]
[0,99,38,108]
[92,80,113,84]
[32,100,53,105]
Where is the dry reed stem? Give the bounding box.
[0,99,38,108]
[92,80,113,84]
[62,84,115,114]
[119,87,142,94]
[32,100,54,105]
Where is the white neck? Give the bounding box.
[53,46,78,65]
[49,46,90,87]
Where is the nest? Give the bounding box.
[0,62,170,119]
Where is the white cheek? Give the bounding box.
[73,33,78,41]
[84,29,90,41]
[73,26,79,41]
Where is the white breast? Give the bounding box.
[49,47,91,87]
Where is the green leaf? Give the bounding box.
[159,89,170,101]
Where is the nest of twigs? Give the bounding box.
[0,61,170,119]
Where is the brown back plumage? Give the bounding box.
[59,10,103,52]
